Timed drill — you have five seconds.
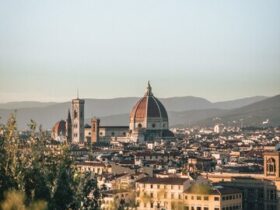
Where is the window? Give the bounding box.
[150,193,153,198]
[191,196,194,200]
[152,123,156,128]
[157,184,160,189]
[197,207,201,210]
[184,207,189,210]
[185,195,188,200]
[267,158,276,175]
[204,208,209,210]
[214,197,220,201]
[171,193,174,199]
[138,123,142,128]
[204,196,209,201]
[150,184,153,189]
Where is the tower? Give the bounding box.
[66,109,72,143]
[91,117,100,143]
[264,151,280,179]
[72,97,85,144]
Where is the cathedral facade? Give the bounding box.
[52,82,174,144]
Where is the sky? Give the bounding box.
[0,0,279,103]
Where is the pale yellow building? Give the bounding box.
[135,177,242,210]
[101,190,135,210]
[184,186,242,210]
[136,177,189,210]
[76,161,112,174]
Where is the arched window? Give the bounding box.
[138,123,142,128]
[267,158,276,175]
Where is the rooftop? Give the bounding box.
[137,177,188,185]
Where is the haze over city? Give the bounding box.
[1,1,280,210]
[0,0,280,103]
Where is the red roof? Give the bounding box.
[130,93,168,122]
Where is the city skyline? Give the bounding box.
[0,0,280,102]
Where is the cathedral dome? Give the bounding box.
[52,120,66,139]
[129,82,169,131]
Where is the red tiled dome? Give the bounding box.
[52,120,66,136]
[130,82,168,123]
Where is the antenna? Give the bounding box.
[77,89,79,99]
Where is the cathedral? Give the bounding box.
[128,82,174,142]
[51,82,174,144]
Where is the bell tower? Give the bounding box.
[66,109,72,143]
[72,96,85,144]
[264,151,280,179]
[91,117,100,143]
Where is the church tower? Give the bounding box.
[66,109,72,143]
[72,97,85,144]
[264,151,280,179]
[91,117,100,143]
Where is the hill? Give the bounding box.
[0,95,270,130]
[196,95,280,127]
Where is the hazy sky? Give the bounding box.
[0,0,279,103]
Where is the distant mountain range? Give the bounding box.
[0,95,278,130]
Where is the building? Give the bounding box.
[101,190,135,210]
[136,177,242,210]
[136,177,189,210]
[84,124,91,143]
[51,110,72,142]
[129,82,174,142]
[72,97,85,144]
[76,161,111,174]
[52,82,173,144]
[90,117,129,143]
[214,124,224,134]
[203,150,280,210]
[87,82,174,143]
[187,157,216,173]
[184,185,242,210]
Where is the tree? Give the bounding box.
[0,116,101,210]
[79,172,100,210]
[52,167,74,210]
[1,190,46,210]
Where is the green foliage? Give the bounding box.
[75,172,100,210]
[0,115,100,210]
[0,190,47,210]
